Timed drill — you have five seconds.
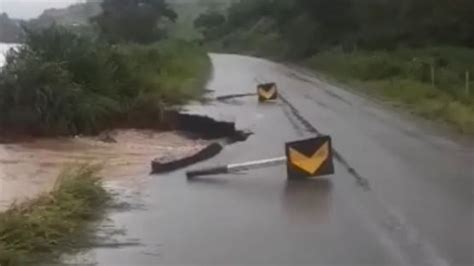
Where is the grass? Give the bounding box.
[0,164,110,266]
[154,39,212,103]
[306,47,474,134]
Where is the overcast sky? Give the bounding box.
[1,0,83,19]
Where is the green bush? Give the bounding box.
[0,27,122,135]
[443,102,474,134]
[0,26,211,135]
[307,48,474,134]
[0,48,119,135]
[308,51,403,81]
[356,54,402,80]
[390,80,436,103]
[154,39,211,103]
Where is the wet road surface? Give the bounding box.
[84,54,473,266]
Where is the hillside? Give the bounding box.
[35,1,101,26]
[24,1,101,32]
[0,0,233,43]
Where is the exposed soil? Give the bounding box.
[0,111,252,211]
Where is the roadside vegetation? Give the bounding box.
[0,165,109,266]
[0,0,211,136]
[195,0,474,134]
[308,48,474,133]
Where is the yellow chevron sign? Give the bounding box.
[285,136,334,179]
[289,142,329,174]
[257,83,278,101]
[258,86,276,99]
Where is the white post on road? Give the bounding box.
[228,156,287,172]
[186,156,287,179]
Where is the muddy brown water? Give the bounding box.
[0,129,207,211]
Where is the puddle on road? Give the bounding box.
[0,129,208,211]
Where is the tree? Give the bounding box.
[194,12,225,29]
[194,11,225,39]
[226,0,272,28]
[94,0,177,44]
[207,0,474,56]
[297,0,358,43]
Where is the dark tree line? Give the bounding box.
[0,0,178,45]
[198,0,474,57]
[93,0,177,44]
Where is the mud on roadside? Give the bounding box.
[0,112,252,211]
[0,129,208,211]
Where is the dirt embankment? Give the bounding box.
[0,112,251,211]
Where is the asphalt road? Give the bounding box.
[83,54,473,266]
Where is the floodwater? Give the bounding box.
[0,129,207,211]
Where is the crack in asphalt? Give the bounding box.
[276,83,449,266]
[279,93,371,190]
[215,93,257,101]
[281,104,306,137]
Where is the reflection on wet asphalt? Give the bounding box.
[281,179,333,226]
[84,54,473,266]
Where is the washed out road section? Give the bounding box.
[84,54,472,265]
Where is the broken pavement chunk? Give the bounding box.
[151,143,223,174]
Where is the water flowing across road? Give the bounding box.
[0,130,208,211]
[77,54,473,266]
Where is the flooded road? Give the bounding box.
[0,130,207,211]
[80,54,471,265]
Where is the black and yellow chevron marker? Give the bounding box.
[285,136,334,179]
[257,83,278,102]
